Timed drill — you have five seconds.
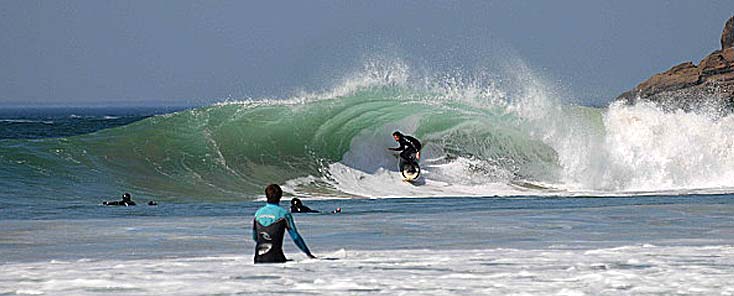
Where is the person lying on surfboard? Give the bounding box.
[102,192,136,206]
[389,131,422,168]
[290,198,319,213]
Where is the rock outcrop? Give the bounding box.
[617,16,734,113]
[723,16,734,50]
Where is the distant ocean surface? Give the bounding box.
[0,107,176,140]
[2,64,734,294]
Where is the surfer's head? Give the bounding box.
[265,184,283,204]
[291,198,302,206]
[392,131,403,141]
[122,192,132,201]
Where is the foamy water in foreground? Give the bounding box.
[2,195,733,295]
[3,246,733,295]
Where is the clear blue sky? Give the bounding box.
[1,1,732,107]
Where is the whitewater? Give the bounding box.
[2,59,734,295]
[2,195,734,295]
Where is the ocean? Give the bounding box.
[1,64,734,295]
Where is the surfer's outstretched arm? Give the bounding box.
[389,141,407,151]
[285,213,316,258]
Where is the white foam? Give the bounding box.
[0,119,54,124]
[534,100,734,193]
[2,245,732,295]
[598,101,734,191]
[324,161,520,198]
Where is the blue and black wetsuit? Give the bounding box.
[252,203,314,263]
[390,135,422,165]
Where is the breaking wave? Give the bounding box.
[2,59,734,202]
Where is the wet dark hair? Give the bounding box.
[291,197,302,205]
[265,184,283,204]
[392,131,403,138]
[122,192,132,201]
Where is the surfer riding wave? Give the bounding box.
[389,131,422,180]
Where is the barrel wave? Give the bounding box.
[0,85,560,202]
[2,61,734,203]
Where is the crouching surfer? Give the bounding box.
[389,131,422,180]
[253,184,316,263]
[102,192,136,206]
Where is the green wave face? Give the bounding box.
[0,86,565,202]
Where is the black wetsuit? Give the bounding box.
[291,204,319,213]
[391,135,422,165]
[103,200,136,206]
[253,218,288,263]
[291,199,319,213]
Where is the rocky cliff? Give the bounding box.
[617,16,734,113]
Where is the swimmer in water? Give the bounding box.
[102,193,136,206]
[290,198,319,213]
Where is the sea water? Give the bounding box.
[2,196,734,295]
[2,63,734,294]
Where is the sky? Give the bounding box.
[1,1,732,107]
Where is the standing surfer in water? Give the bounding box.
[389,131,422,168]
[252,184,316,263]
